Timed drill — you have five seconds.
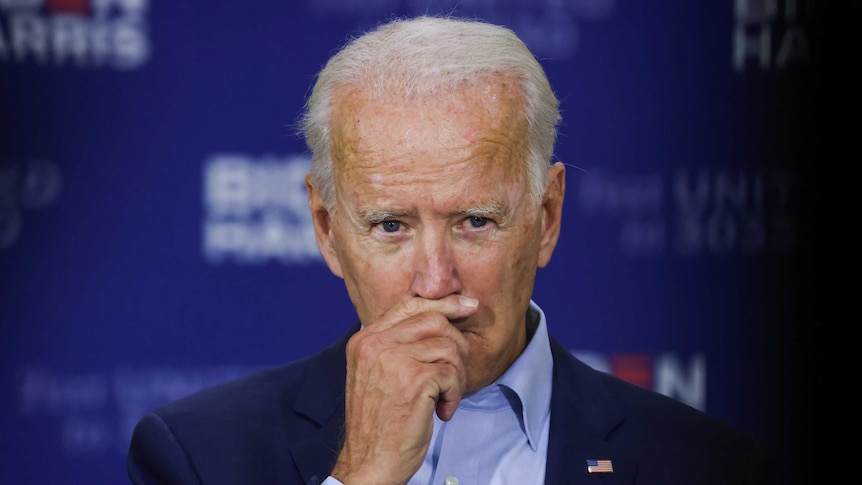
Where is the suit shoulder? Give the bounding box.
[155,357,311,418]
[599,366,746,437]
[151,324,353,424]
[549,343,773,482]
[551,337,752,444]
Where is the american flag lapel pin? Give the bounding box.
[586,459,614,474]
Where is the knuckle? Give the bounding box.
[399,298,423,316]
[357,338,381,361]
[437,337,458,357]
[344,334,360,357]
[421,313,449,331]
[348,332,380,361]
[440,363,458,380]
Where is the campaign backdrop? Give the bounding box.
[1,1,830,484]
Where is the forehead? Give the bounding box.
[328,78,529,185]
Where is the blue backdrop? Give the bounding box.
[1,1,832,483]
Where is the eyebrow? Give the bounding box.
[354,208,413,224]
[457,200,510,221]
[354,200,511,224]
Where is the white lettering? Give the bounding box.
[620,217,665,256]
[92,0,149,17]
[203,215,320,264]
[570,351,612,374]
[733,0,811,72]
[674,215,702,256]
[571,350,707,411]
[775,26,810,68]
[577,171,663,214]
[88,20,111,66]
[18,368,109,414]
[112,18,148,69]
[0,7,151,69]
[11,12,48,63]
[205,154,310,218]
[51,14,88,66]
[714,172,750,210]
[63,418,112,453]
[203,154,322,265]
[575,168,796,256]
[654,353,706,411]
[734,23,771,72]
[704,207,737,254]
[673,169,710,215]
[112,365,257,452]
[671,169,792,255]
[206,155,253,217]
[674,208,772,255]
[112,367,254,410]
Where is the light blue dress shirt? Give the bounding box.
[324,300,553,485]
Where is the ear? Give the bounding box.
[306,173,344,279]
[537,162,565,268]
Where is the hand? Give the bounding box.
[331,295,478,485]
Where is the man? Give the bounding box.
[128,15,772,485]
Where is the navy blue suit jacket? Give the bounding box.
[128,324,773,484]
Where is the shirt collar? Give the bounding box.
[459,300,553,451]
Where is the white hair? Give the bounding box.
[299,15,561,211]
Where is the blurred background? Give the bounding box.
[1,0,845,483]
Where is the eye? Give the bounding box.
[468,216,489,228]
[380,220,402,233]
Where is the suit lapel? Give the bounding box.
[288,324,359,485]
[544,336,637,484]
[284,326,639,484]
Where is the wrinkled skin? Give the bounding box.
[306,78,565,485]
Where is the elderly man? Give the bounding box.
[128,15,772,485]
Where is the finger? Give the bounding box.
[393,335,464,364]
[366,337,466,421]
[355,295,475,364]
[366,294,479,333]
[357,313,470,371]
[432,361,465,421]
[436,392,460,422]
[393,356,464,422]
[400,339,467,422]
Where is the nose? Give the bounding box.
[409,229,462,300]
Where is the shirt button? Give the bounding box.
[444,476,459,485]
